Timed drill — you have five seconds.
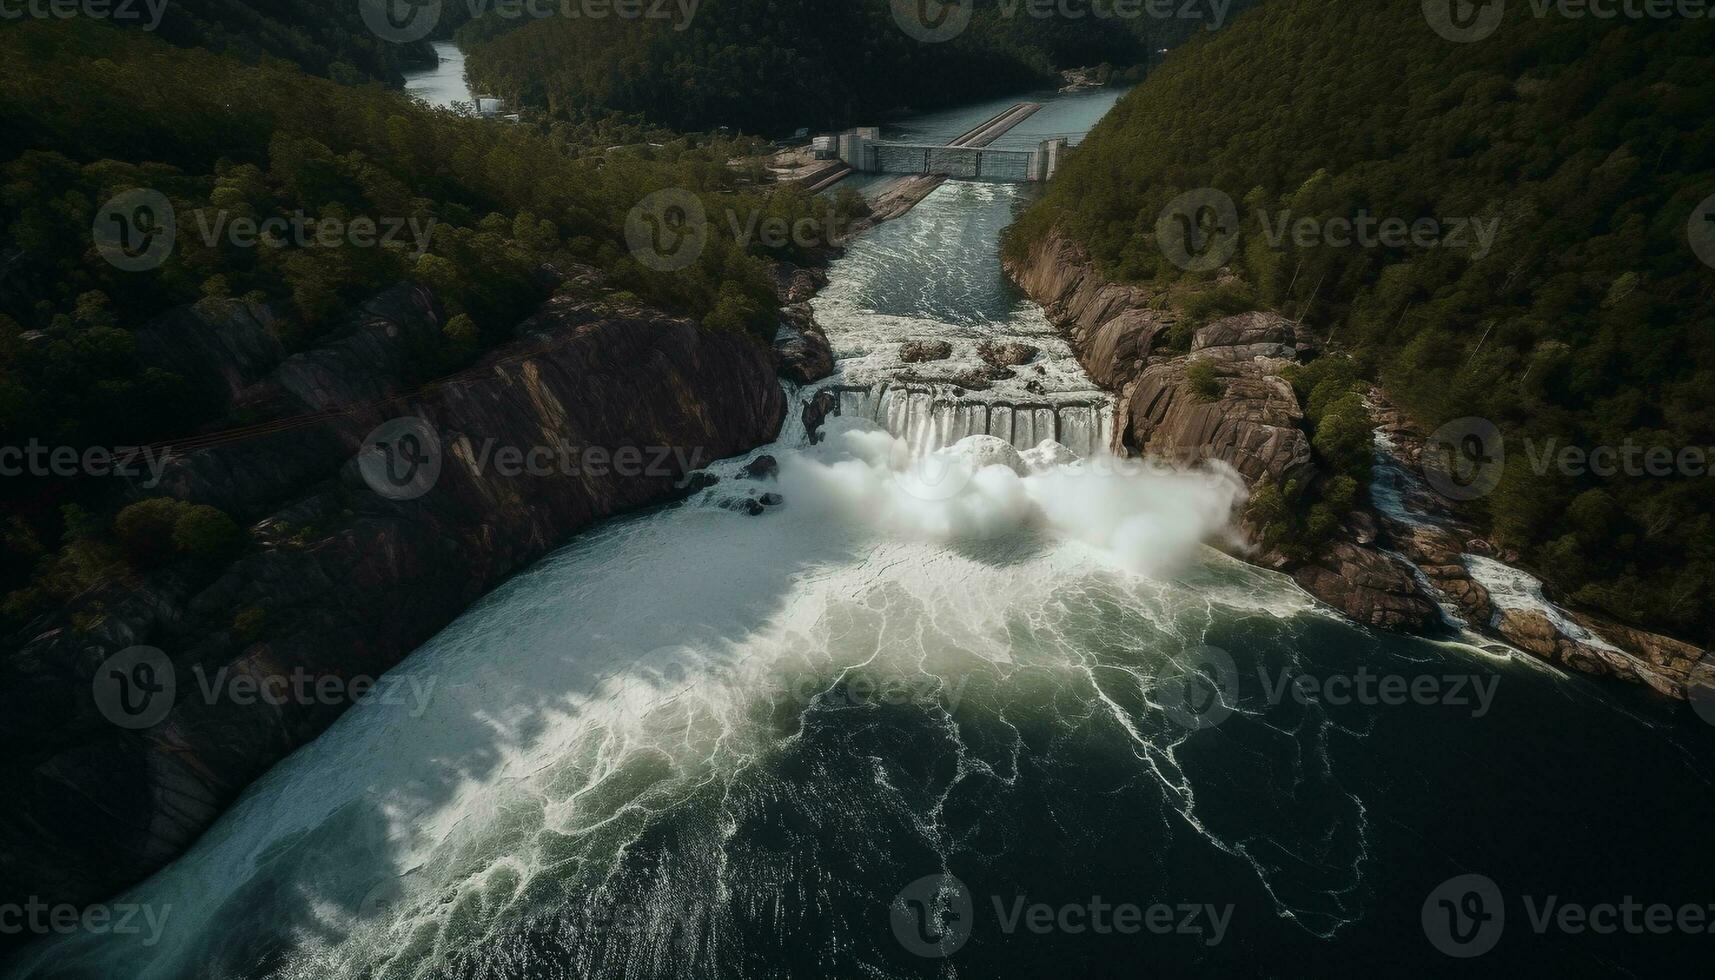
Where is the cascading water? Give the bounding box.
[9,90,1715,980]
[829,385,1111,459]
[802,175,1116,460]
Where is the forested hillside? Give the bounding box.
[1008,0,1715,641]
[105,0,438,83]
[0,20,852,630]
[460,0,1256,134]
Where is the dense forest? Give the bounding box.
[460,0,1258,134]
[115,0,438,83]
[1008,0,1715,641]
[0,20,859,631]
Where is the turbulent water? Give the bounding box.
[11,91,1715,979]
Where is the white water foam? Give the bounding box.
[780,422,1246,578]
[1461,554,1624,653]
[4,420,1319,979]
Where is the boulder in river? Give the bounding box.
[899,340,954,363]
[977,340,1039,369]
[744,455,779,480]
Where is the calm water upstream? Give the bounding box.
[404,42,473,110]
[9,88,1715,980]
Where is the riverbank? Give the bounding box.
[0,268,789,933]
[1368,395,1702,697]
[1003,228,1706,697]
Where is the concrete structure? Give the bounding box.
[838,134,1068,182]
[833,104,1069,183]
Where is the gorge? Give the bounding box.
[7,84,1714,979]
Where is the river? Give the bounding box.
[404,42,473,110]
[9,88,1715,979]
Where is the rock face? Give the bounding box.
[774,264,828,305]
[1006,231,1166,390]
[800,390,839,445]
[1124,342,1312,486]
[1390,522,1494,623]
[0,282,785,923]
[773,302,834,386]
[1005,231,1439,632]
[1291,541,1442,630]
[1376,399,1705,698]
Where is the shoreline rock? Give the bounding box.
[1006,229,1708,693]
[1371,390,1703,699]
[0,275,790,925]
[1005,231,1439,632]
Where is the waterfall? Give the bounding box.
[802,383,1112,457]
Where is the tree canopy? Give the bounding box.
[1009,0,1715,641]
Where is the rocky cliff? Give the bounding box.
[1006,230,1708,693]
[1007,231,1450,632]
[1372,397,1702,699]
[0,276,791,924]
